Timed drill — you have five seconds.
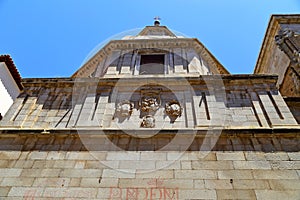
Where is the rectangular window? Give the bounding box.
[139,54,165,75]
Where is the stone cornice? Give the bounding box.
[72,38,229,78]
[1,127,300,134]
[21,75,277,89]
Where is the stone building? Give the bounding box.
[0,15,299,199]
[0,55,22,119]
[255,14,300,124]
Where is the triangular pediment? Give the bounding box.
[138,26,177,37]
[72,37,230,78]
[72,25,230,78]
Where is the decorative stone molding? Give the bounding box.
[165,100,182,117]
[115,100,134,117]
[275,29,295,45]
[140,97,160,113]
[72,38,229,78]
[140,115,155,128]
[255,15,300,74]
[275,28,300,64]
[293,50,300,64]
[139,88,161,113]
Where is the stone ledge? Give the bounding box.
[0,129,299,151]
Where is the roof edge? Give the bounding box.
[193,38,230,75]
[0,55,23,90]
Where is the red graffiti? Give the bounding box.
[109,178,179,200]
[24,189,36,200]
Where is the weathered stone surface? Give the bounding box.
[1,177,34,187]
[288,152,300,161]
[53,160,76,168]
[253,170,299,179]
[265,152,289,161]
[28,151,48,160]
[0,150,298,199]
[255,190,300,200]
[233,161,271,169]
[136,170,173,179]
[60,169,102,178]
[43,187,97,198]
[0,169,22,177]
[232,180,270,189]
[0,187,10,197]
[269,179,300,190]
[0,151,21,160]
[180,161,191,169]
[175,170,217,179]
[192,161,234,169]
[218,170,253,179]
[32,178,70,187]
[270,161,300,170]
[217,189,256,199]
[102,169,135,178]
[204,180,233,189]
[140,152,166,160]
[216,152,245,160]
[106,152,140,160]
[8,187,44,197]
[179,189,217,199]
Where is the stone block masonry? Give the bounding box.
[0,131,299,199]
[0,150,299,199]
[2,75,298,131]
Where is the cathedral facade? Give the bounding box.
[0,15,299,199]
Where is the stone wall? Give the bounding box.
[0,131,300,152]
[73,38,229,78]
[254,15,300,98]
[280,66,300,97]
[285,97,300,124]
[102,48,210,78]
[1,75,298,130]
[0,131,299,199]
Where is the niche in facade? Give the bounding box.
[139,54,165,75]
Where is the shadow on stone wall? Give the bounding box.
[0,129,299,152]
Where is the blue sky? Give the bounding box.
[0,0,299,77]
